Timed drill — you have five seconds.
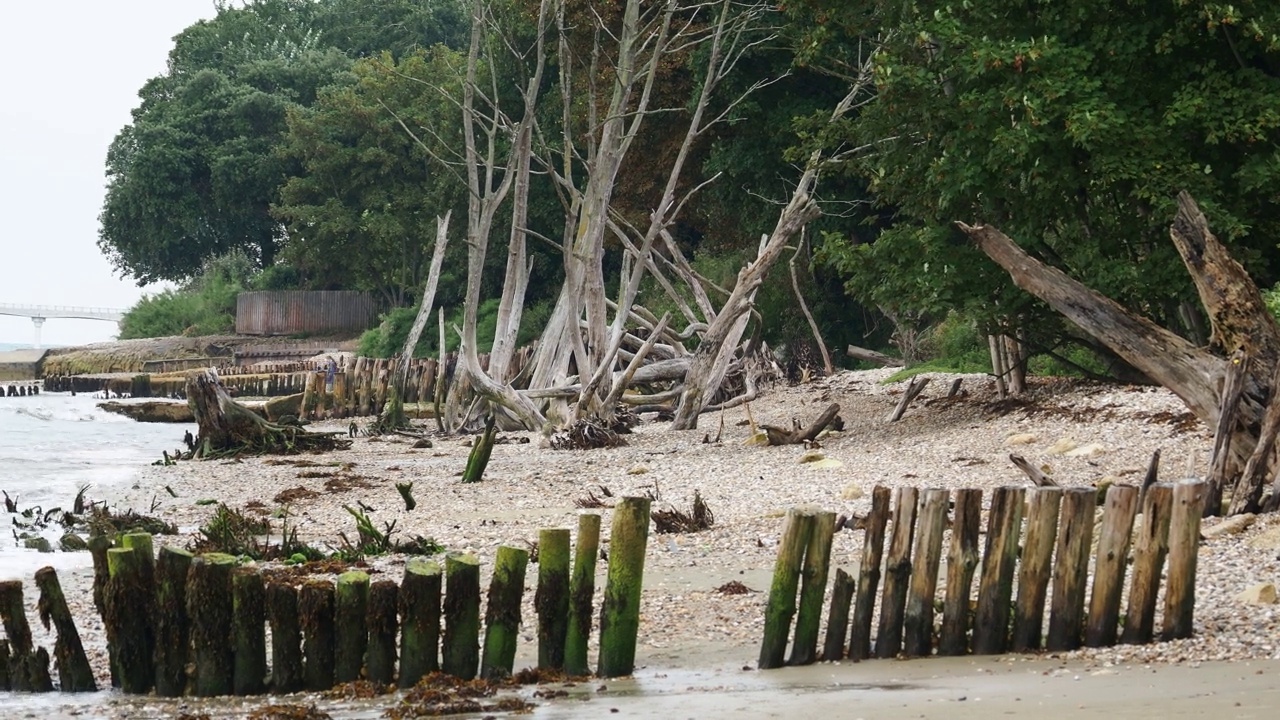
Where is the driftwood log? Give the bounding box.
[761,403,842,446]
[960,192,1280,516]
[187,372,351,459]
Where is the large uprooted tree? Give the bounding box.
[961,192,1280,517]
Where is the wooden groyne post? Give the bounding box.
[598,497,652,677]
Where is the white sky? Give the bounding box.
[0,1,219,347]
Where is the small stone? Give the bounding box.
[413,438,433,449]
[1237,583,1278,605]
[840,483,865,500]
[628,465,649,475]
[1065,443,1107,458]
[810,458,844,470]
[1046,438,1078,455]
[799,451,824,464]
[59,533,88,552]
[1005,433,1039,446]
[23,537,53,553]
[743,431,770,447]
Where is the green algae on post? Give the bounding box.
[399,559,442,688]
[481,546,530,679]
[757,508,814,670]
[105,548,152,694]
[334,571,370,684]
[154,546,193,696]
[35,567,97,692]
[442,553,481,680]
[299,579,336,691]
[187,553,237,696]
[536,528,571,671]
[598,497,651,678]
[564,513,601,676]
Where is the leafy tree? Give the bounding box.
[814,0,1280,362]
[118,252,256,338]
[274,49,469,307]
[99,0,471,286]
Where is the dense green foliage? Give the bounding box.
[106,0,1280,378]
[118,253,255,339]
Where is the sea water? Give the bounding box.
[0,389,194,578]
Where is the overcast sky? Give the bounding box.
[0,1,219,347]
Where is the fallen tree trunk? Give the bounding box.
[187,372,351,459]
[959,191,1280,515]
[846,345,900,367]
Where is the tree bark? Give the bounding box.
[960,192,1280,512]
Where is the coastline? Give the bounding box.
[17,367,1280,716]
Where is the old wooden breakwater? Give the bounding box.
[3,384,39,397]
[0,498,652,693]
[42,347,535,422]
[759,481,1207,668]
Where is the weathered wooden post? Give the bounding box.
[266,582,304,694]
[790,510,836,666]
[536,528,572,671]
[87,535,117,687]
[335,571,371,684]
[481,546,530,679]
[598,497,652,678]
[1046,487,1097,651]
[565,513,602,676]
[232,567,267,695]
[821,568,856,661]
[1,580,53,692]
[1085,484,1140,647]
[299,579,336,691]
[849,487,891,660]
[876,488,919,659]
[105,548,152,693]
[1122,484,1174,644]
[443,553,482,680]
[367,580,399,685]
[1162,480,1207,640]
[1012,487,1062,652]
[187,553,236,696]
[973,486,1025,655]
[121,532,156,676]
[154,546,193,697]
[939,488,982,656]
[903,488,949,657]
[757,508,813,669]
[399,559,443,688]
[34,567,97,692]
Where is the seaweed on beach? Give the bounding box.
[651,490,715,534]
[549,419,628,450]
[247,704,333,720]
[85,505,178,537]
[384,673,535,719]
[190,503,270,557]
[273,486,320,505]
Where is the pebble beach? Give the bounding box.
[17,368,1280,716]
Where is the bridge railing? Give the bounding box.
[0,303,126,318]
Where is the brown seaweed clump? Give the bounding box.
[652,490,715,534]
[384,672,534,719]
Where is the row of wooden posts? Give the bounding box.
[0,498,652,694]
[760,480,1207,668]
[3,385,39,397]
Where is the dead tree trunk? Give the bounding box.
[959,191,1280,514]
[187,373,351,459]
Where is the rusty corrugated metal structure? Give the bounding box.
[236,291,377,336]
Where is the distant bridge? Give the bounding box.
[0,304,126,348]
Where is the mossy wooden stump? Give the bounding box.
[443,554,481,680]
[106,548,153,694]
[565,513,601,676]
[35,567,96,692]
[536,528,571,671]
[598,497,652,678]
[399,559,442,688]
[232,567,267,695]
[299,579,336,691]
[154,546,193,696]
[267,582,304,694]
[366,580,399,685]
[335,571,370,684]
[481,546,530,679]
[187,553,237,697]
[0,580,53,692]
